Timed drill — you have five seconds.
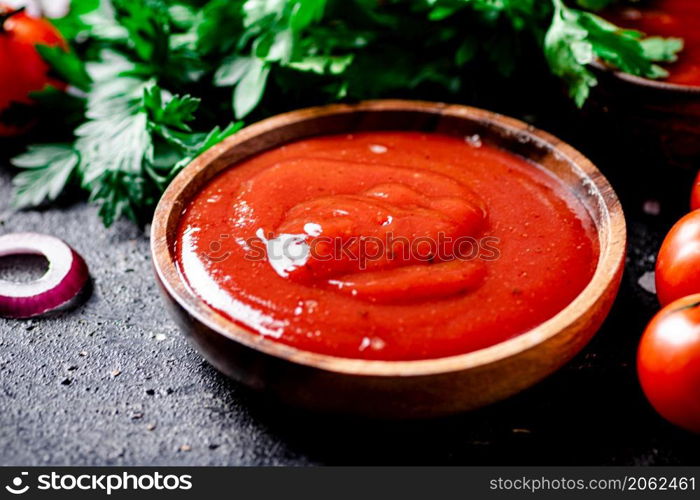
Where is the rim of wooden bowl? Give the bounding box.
[151,100,626,378]
[591,60,700,95]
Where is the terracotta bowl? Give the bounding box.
[589,63,700,169]
[151,100,627,419]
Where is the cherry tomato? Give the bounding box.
[638,294,700,434]
[692,170,700,212]
[655,210,700,306]
[0,4,65,136]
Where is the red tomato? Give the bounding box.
[692,170,700,212]
[638,294,700,434]
[655,210,700,306]
[0,4,65,136]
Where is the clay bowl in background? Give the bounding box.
[151,100,626,419]
[589,63,700,170]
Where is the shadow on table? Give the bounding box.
[203,273,700,465]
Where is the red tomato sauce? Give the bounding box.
[176,132,599,361]
[605,0,700,86]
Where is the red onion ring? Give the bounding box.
[0,233,90,319]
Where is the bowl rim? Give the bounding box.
[151,99,626,378]
[591,60,700,95]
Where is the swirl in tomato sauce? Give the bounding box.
[248,158,488,303]
[177,132,598,360]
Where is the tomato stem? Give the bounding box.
[0,6,26,34]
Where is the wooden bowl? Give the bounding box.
[589,63,700,169]
[151,100,626,419]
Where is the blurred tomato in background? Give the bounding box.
[0,0,68,136]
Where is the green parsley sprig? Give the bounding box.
[8,0,682,226]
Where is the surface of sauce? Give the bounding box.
[177,132,599,360]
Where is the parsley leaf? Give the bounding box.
[11,145,79,209]
[143,87,200,130]
[233,57,270,118]
[545,0,682,106]
[36,45,92,91]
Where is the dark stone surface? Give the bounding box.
[1,102,700,466]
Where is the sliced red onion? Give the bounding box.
[0,233,90,319]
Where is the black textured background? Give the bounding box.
[1,90,700,466]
